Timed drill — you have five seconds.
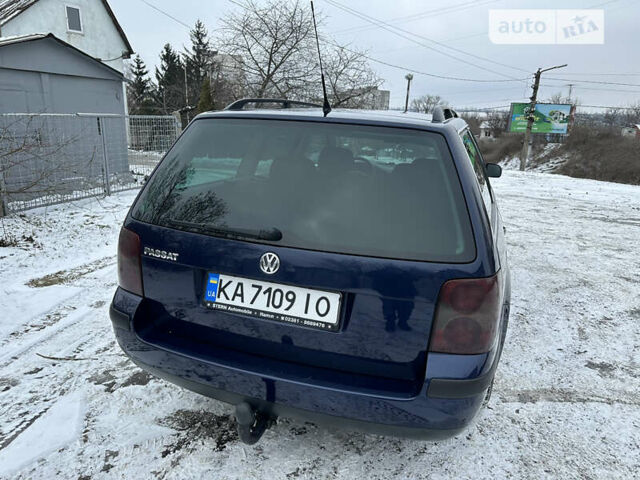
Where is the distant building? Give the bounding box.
[330,86,390,110]
[621,124,640,138]
[366,87,390,110]
[479,121,494,139]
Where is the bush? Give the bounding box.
[479,134,522,164]
[557,126,640,185]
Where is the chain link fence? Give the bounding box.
[0,113,181,215]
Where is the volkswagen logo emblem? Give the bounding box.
[259,252,280,274]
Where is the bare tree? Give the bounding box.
[486,110,509,138]
[603,108,622,130]
[209,53,247,109]
[547,91,580,106]
[218,0,381,106]
[622,102,640,125]
[323,45,383,108]
[410,95,446,114]
[460,113,481,136]
[0,115,100,216]
[220,0,317,99]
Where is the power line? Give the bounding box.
[547,72,640,77]
[546,78,640,88]
[332,0,500,36]
[584,0,624,7]
[457,105,511,111]
[321,0,528,79]
[458,103,639,111]
[540,84,640,94]
[461,97,526,105]
[222,0,639,93]
[444,86,526,97]
[443,32,488,43]
[224,0,529,84]
[138,0,192,30]
[323,38,528,83]
[324,0,528,76]
[391,0,625,62]
[576,104,640,110]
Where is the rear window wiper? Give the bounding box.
[166,219,283,242]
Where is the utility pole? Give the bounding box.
[404,73,413,113]
[183,63,189,123]
[567,83,575,102]
[520,64,567,171]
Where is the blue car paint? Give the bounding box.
[110,109,511,438]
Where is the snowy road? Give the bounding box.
[0,171,638,479]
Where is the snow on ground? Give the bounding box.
[0,171,639,479]
[500,144,569,174]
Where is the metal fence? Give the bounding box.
[0,113,181,215]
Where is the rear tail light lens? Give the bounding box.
[429,275,500,354]
[117,227,144,296]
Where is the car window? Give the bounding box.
[133,118,476,263]
[462,131,492,217]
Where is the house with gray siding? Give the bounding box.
[0,33,126,114]
[0,0,133,73]
[0,33,130,202]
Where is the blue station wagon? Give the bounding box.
[110,100,511,443]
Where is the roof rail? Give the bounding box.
[432,106,459,123]
[224,98,323,111]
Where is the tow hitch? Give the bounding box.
[235,402,276,445]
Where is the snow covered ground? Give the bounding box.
[500,144,569,174]
[0,171,639,479]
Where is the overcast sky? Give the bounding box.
[109,0,640,110]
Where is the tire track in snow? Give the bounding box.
[0,261,117,365]
[498,389,640,406]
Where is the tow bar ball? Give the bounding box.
[235,402,276,445]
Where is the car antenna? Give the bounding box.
[310,1,331,117]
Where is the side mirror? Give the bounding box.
[486,163,502,178]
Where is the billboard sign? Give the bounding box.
[508,103,574,134]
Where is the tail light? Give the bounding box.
[429,275,500,354]
[117,227,144,296]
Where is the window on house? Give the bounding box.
[66,6,82,32]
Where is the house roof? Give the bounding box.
[0,32,124,79]
[0,0,36,25]
[0,0,133,56]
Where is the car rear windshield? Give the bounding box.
[132,118,475,263]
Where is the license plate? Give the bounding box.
[203,273,342,331]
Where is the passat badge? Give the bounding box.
[143,247,179,261]
[259,252,279,274]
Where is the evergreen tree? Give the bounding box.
[184,20,213,107]
[127,55,156,114]
[155,43,185,114]
[196,77,214,113]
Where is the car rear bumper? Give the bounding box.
[110,289,498,440]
